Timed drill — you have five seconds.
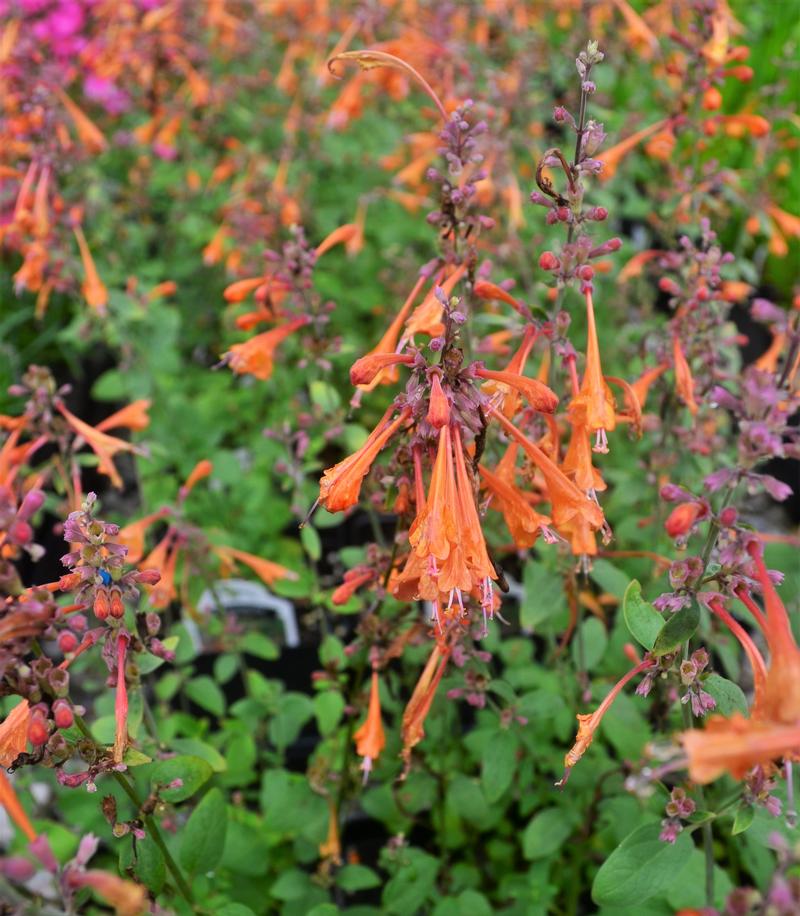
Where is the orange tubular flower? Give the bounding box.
[0,699,30,768]
[672,335,699,416]
[56,402,140,489]
[352,273,430,397]
[490,407,606,556]
[353,670,386,781]
[214,545,298,587]
[568,290,616,453]
[179,459,214,500]
[73,226,108,314]
[472,280,531,320]
[0,770,37,843]
[319,407,411,513]
[403,264,466,341]
[599,118,669,180]
[479,463,553,549]
[681,543,800,784]
[117,508,170,565]
[560,657,656,783]
[224,316,309,380]
[562,420,606,495]
[475,366,559,414]
[401,643,450,769]
[54,87,108,153]
[350,352,414,386]
[95,400,151,433]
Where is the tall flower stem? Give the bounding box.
[73,715,195,907]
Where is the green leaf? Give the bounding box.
[383,849,439,915]
[314,690,345,736]
[591,559,631,599]
[591,823,694,907]
[268,693,314,749]
[310,380,341,412]
[214,906,256,916]
[704,673,749,717]
[337,863,382,891]
[242,633,279,660]
[522,808,575,860]
[122,748,152,767]
[481,729,518,803]
[732,805,755,836]
[521,561,566,629]
[179,788,227,875]
[185,676,226,717]
[214,654,239,684]
[120,834,165,894]
[271,868,315,901]
[572,616,608,671]
[652,603,700,656]
[623,580,664,650]
[152,755,213,802]
[170,738,228,773]
[301,524,322,561]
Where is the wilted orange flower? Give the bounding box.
[319,407,411,513]
[353,670,386,781]
[224,316,309,380]
[401,643,450,769]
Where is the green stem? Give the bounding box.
[73,715,195,906]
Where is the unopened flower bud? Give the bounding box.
[16,489,45,522]
[702,87,723,110]
[28,716,49,746]
[93,588,110,620]
[58,631,79,654]
[53,699,73,729]
[664,502,704,538]
[109,588,125,618]
[719,507,738,526]
[539,251,560,271]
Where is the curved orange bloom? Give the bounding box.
[479,463,552,549]
[599,118,669,180]
[629,362,669,411]
[490,407,605,555]
[403,263,466,340]
[0,770,36,842]
[560,657,656,782]
[180,459,214,499]
[401,643,450,769]
[562,420,606,495]
[117,508,170,564]
[350,352,414,386]
[56,402,140,489]
[681,543,800,783]
[672,336,699,416]
[54,87,108,153]
[224,316,309,380]
[319,407,411,513]
[568,290,616,453]
[476,367,558,414]
[214,544,298,587]
[353,272,429,394]
[95,400,151,433]
[353,670,386,781]
[0,699,30,768]
[426,372,450,428]
[472,280,531,320]
[73,226,108,313]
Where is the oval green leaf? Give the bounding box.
[623,580,664,650]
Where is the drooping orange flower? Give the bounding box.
[403,263,466,340]
[113,632,129,764]
[353,670,386,781]
[0,699,30,768]
[95,400,151,433]
[568,290,616,453]
[681,543,800,783]
[56,402,140,489]
[559,657,656,783]
[214,544,298,587]
[65,868,147,916]
[476,366,559,415]
[401,643,450,769]
[179,459,214,499]
[54,87,108,154]
[599,118,670,180]
[472,280,531,320]
[672,335,699,415]
[0,770,36,842]
[479,462,552,549]
[224,316,309,380]
[319,407,411,513]
[629,362,669,411]
[73,226,108,314]
[350,352,415,386]
[490,407,606,557]
[117,508,170,564]
[561,419,607,495]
